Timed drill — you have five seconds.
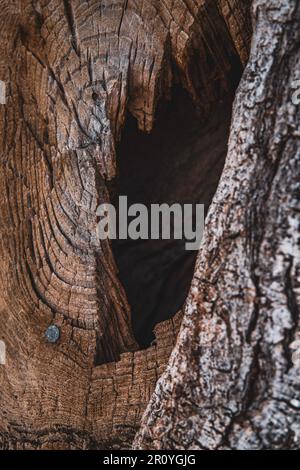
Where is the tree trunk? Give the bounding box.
[1,0,297,451]
[135,0,300,450]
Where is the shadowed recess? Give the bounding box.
[112,87,235,348]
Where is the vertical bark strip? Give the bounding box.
[135,0,300,450]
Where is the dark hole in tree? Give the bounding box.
[112,86,237,348]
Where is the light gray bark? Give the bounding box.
[134,0,300,450]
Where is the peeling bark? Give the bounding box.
[135,0,300,450]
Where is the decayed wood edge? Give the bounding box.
[217,0,252,66]
[0,0,251,449]
[0,308,182,449]
[87,310,183,450]
[134,0,300,450]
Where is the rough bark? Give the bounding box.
[0,0,253,449]
[135,0,300,450]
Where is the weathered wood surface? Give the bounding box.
[135,0,300,450]
[0,0,251,449]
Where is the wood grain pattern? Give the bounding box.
[0,0,251,449]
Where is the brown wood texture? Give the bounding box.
[0,0,252,449]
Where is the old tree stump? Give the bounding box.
[0,0,299,450]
